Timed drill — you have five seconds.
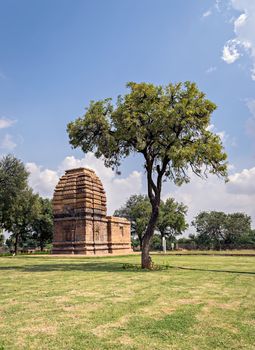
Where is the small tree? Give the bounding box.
[32,198,53,251]
[5,237,14,252]
[0,155,29,230]
[192,211,227,250]
[224,213,252,247]
[192,211,253,250]
[0,231,4,247]
[157,198,188,242]
[67,82,227,268]
[238,229,255,248]
[5,189,40,254]
[114,195,151,249]
[115,195,188,250]
[0,155,40,254]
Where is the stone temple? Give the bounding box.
[52,168,132,255]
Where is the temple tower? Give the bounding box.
[52,167,132,255]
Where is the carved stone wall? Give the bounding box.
[52,167,132,255]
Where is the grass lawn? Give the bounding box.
[154,250,255,256]
[0,254,254,350]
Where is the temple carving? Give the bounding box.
[52,168,132,255]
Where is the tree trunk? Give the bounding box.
[141,152,167,268]
[141,205,159,269]
[14,234,18,255]
[138,235,143,251]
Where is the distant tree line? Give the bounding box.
[1,155,254,255]
[114,194,188,249]
[114,194,188,251]
[114,196,255,251]
[187,211,255,250]
[0,155,53,254]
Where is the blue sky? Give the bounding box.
[1,0,255,228]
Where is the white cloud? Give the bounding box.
[201,1,225,19]
[202,10,212,18]
[206,66,217,74]
[0,117,16,129]
[234,12,247,28]
[26,163,60,198]
[222,39,241,63]
[228,167,255,195]
[0,134,17,150]
[163,165,255,232]
[207,124,236,146]
[0,118,18,152]
[216,130,227,142]
[27,152,142,214]
[251,65,255,80]
[215,0,221,12]
[222,1,255,79]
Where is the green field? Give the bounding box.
[0,254,254,350]
[153,250,255,256]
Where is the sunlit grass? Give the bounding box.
[0,253,254,349]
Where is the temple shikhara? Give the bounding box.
[52,168,132,255]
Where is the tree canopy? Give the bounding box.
[0,155,54,254]
[114,195,151,248]
[32,198,53,251]
[0,231,4,247]
[192,211,253,250]
[0,154,29,230]
[68,81,228,268]
[157,198,188,239]
[4,187,40,254]
[115,195,188,249]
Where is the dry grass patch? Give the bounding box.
[92,315,131,337]
[19,324,57,336]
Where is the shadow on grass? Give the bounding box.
[0,262,141,273]
[167,265,255,275]
[0,262,254,275]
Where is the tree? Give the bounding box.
[115,195,188,250]
[238,229,255,248]
[192,211,227,250]
[0,231,4,247]
[4,188,40,254]
[157,198,188,241]
[150,234,162,250]
[114,195,151,248]
[224,213,252,246]
[32,198,53,251]
[0,155,29,230]
[0,155,41,254]
[5,237,14,252]
[67,81,227,268]
[192,211,253,250]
